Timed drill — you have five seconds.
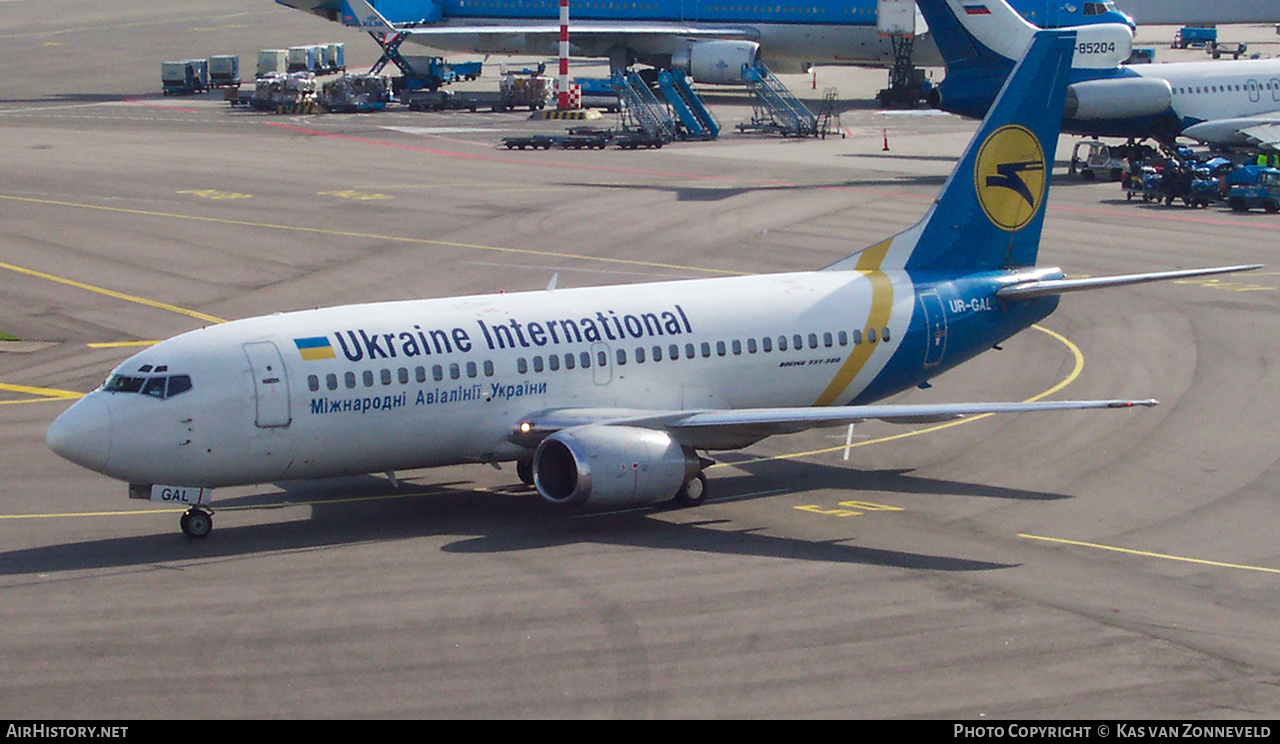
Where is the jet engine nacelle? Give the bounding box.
[1064,77,1173,121]
[671,40,760,85]
[532,425,702,507]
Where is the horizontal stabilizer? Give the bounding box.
[996,264,1263,300]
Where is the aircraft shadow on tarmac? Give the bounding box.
[565,177,952,202]
[0,462,1035,576]
[0,93,143,105]
[718,454,1070,502]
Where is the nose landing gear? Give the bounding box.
[179,506,213,539]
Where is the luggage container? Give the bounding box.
[258,49,287,77]
[309,45,326,72]
[288,46,317,73]
[161,60,208,95]
[208,55,240,87]
[324,43,346,74]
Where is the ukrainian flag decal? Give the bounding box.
[294,336,336,361]
[974,124,1046,232]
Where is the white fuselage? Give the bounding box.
[58,270,918,488]
[1133,59,1280,127]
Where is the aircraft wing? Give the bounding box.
[510,398,1157,451]
[339,0,756,40]
[1239,122,1280,149]
[1182,113,1280,148]
[370,22,755,39]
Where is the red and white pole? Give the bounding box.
[558,0,571,110]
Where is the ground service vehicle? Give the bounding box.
[1228,168,1280,212]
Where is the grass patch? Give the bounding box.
[0,331,18,342]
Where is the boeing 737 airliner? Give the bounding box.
[917,0,1280,148]
[47,24,1256,538]
[275,0,1132,82]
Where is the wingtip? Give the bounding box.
[1110,399,1159,408]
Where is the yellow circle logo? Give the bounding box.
[974,125,1046,232]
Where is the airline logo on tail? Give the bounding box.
[974,124,1046,232]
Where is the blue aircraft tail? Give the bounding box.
[826,26,1075,275]
[914,0,1031,118]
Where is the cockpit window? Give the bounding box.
[103,375,145,394]
[167,375,192,397]
[103,373,193,400]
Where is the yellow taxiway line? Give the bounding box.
[1019,533,1280,575]
[0,259,226,325]
[710,323,1082,467]
[0,193,745,277]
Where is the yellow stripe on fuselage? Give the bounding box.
[813,238,897,407]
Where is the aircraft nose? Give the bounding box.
[46,395,112,472]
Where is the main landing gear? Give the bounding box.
[673,471,709,508]
[180,506,214,539]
